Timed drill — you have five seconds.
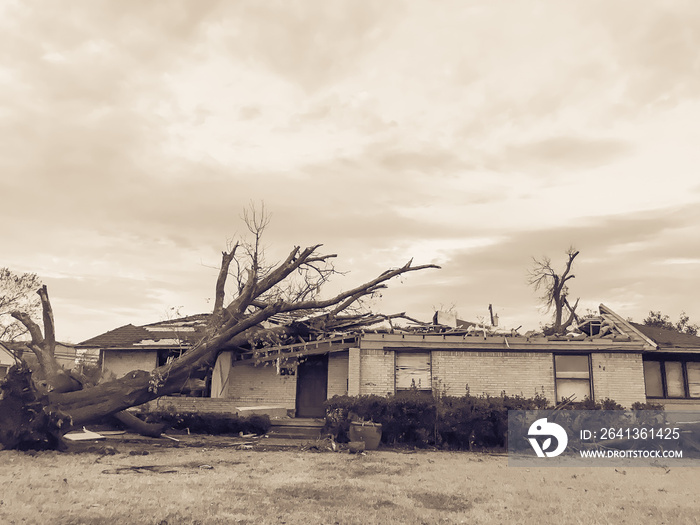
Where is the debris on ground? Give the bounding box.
[301,436,339,453]
[64,428,105,441]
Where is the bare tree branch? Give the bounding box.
[279,260,440,313]
[528,248,580,335]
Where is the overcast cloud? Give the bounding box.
[2,1,700,342]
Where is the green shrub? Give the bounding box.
[559,397,625,410]
[325,391,557,450]
[384,391,437,445]
[630,401,664,411]
[325,392,652,450]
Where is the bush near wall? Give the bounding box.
[135,410,271,436]
[324,392,657,450]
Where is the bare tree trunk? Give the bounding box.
[529,249,580,335]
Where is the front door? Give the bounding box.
[295,354,328,418]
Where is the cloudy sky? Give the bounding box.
[2,1,700,343]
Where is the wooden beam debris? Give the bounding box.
[240,335,359,364]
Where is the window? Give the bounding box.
[554,355,591,402]
[688,363,700,397]
[643,361,663,397]
[643,357,700,399]
[0,365,7,380]
[395,351,431,392]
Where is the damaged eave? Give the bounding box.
[241,334,360,364]
[362,332,651,353]
[598,303,658,351]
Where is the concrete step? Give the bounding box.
[268,418,326,439]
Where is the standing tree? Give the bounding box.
[0,210,439,450]
[528,247,580,335]
[0,268,42,343]
[643,310,699,336]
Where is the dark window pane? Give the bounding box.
[643,361,663,397]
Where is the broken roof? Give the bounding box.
[78,314,209,348]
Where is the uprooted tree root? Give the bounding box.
[0,364,72,451]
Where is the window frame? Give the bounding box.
[553,353,592,403]
[643,355,700,399]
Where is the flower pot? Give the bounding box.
[348,421,382,450]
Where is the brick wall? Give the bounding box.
[359,349,395,396]
[348,348,360,396]
[226,361,297,410]
[431,351,555,401]
[327,351,349,398]
[591,353,646,408]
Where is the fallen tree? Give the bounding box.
[0,212,438,450]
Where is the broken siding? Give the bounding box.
[210,351,233,398]
[102,350,157,380]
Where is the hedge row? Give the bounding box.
[324,392,664,450]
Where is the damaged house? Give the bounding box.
[77,304,700,418]
[0,341,94,380]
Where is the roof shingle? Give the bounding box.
[630,322,700,349]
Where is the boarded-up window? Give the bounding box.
[396,352,431,391]
[554,355,591,402]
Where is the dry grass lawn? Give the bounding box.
[1,439,699,524]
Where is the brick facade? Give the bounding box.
[359,349,395,396]
[200,334,653,412]
[348,347,361,396]
[591,353,646,408]
[432,351,555,401]
[226,361,297,410]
